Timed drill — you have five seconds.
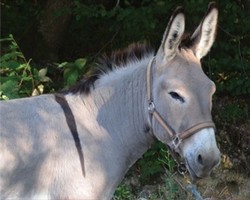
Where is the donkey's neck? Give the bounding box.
[74,58,155,198]
[92,58,155,155]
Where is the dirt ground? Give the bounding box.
[202,96,250,200]
[195,165,250,199]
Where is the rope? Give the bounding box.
[186,184,204,200]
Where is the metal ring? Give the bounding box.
[148,101,155,114]
[177,162,187,175]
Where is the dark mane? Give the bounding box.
[67,42,154,94]
[179,33,193,49]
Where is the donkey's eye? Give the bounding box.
[169,91,185,103]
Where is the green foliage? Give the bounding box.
[113,142,178,199]
[69,0,250,97]
[137,143,182,199]
[206,1,250,96]
[162,171,182,200]
[138,142,176,182]
[2,0,249,97]
[219,103,248,124]
[56,58,88,87]
[0,35,88,99]
[0,34,51,99]
[113,183,134,200]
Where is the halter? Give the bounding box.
[146,57,215,171]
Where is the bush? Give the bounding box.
[0,34,51,99]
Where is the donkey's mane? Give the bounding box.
[68,42,154,94]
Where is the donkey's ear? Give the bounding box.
[156,7,185,62]
[189,2,218,60]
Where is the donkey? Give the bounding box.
[0,2,220,200]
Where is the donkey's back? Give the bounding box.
[0,95,89,199]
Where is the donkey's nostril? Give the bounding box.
[197,154,203,165]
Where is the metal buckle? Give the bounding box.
[177,162,187,175]
[148,101,155,114]
[172,136,182,149]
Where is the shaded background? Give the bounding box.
[1,0,250,94]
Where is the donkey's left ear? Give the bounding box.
[189,2,218,60]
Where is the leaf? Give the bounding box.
[0,79,19,99]
[38,68,48,78]
[74,58,87,70]
[221,154,233,169]
[40,76,52,82]
[0,38,13,42]
[21,76,32,81]
[64,68,79,86]
[0,52,23,62]
[38,68,52,82]
[32,84,44,96]
[16,63,27,70]
[57,61,68,68]
[0,61,21,69]
[0,91,10,100]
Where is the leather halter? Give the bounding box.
[146,57,216,150]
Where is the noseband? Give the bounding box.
[146,57,215,164]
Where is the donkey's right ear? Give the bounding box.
[189,2,218,60]
[156,7,185,63]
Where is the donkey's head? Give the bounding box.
[149,3,220,180]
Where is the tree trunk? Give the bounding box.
[34,0,73,63]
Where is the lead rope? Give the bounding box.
[172,172,205,200]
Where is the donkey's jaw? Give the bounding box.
[181,128,221,180]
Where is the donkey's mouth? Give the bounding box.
[185,160,201,182]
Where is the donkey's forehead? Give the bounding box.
[171,49,205,74]
[178,48,200,63]
[161,49,214,89]
[160,48,201,71]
